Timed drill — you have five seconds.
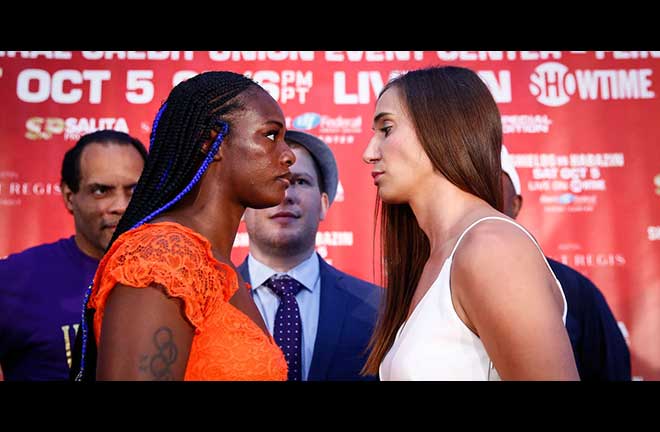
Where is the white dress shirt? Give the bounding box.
[247,252,321,381]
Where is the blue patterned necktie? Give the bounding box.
[265,274,304,381]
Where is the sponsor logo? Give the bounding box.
[538,193,597,213]
[290,113,362,134]
[292,113,321,130]
[25,117,129,141]
[558,193,575,204]
[529,62,655,107]
[558,253,626,268]
[290,113,362,145]
[320,115,362,134]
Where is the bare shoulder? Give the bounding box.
[450,217,560,314]
[449,217,577,380]
[452,218,549,283]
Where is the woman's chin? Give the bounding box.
[378,189,406,205]
[246,193,285,210]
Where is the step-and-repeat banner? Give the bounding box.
[1,51,658,380]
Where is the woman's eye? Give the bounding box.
[380,126,392,137]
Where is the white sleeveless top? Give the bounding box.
[379,216,567,381]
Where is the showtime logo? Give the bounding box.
[529,62,655,107]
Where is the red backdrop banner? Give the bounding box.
[1,51,658,379]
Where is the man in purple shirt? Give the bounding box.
[0,130,146,380]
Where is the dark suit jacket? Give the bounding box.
[238,254,382,381]
[548,258,631,381]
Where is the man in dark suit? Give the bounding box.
[239,130,382,381]
[500,145,631,380]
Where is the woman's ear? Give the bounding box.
[200,129,224,161]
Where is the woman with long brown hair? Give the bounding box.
[362,66,578,380]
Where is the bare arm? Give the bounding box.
[451,221,579,380]
[97,283,194,381]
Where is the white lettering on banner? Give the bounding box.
[126,70,154,104]
[0,171,18,179]
[511,151,624,210]
[513,153,624,168]
[245,70,312,104]
[17,69,111,104]
[319,116,362,134]
[208,51,315,62]
[172,70,198,87]
[0,198,21,206]
[558,253,626,267]
[315,231,354,247]
[479,70,511,103]
[229,231,354,248]
[319,135,355,145]
[575,69,654,100]
[64,118,129,140]
[530,62,655,106]
[17,69,50,102]
[0,51,72,59]
[7,182,61,196]
[232,231,357,249]
[81,51,194,61]
[502,114,553,134]
[569,153,625,167]
[333,71,383,104]
[539,194,597,205]
[595,51,660,60]
[648,226,660,241]
[435,51,561,61]
[325,51,425,62]
[334,70,511,104]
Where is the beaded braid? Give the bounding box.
[74,71,259,381]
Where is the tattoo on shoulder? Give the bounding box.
[138,327,178,380]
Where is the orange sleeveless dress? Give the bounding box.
[88,222,287,380]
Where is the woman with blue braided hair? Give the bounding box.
[70,71,295,380]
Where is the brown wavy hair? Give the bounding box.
[362,66,503,375]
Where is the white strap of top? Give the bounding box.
[448,216,567,321]
[450,216,568,380]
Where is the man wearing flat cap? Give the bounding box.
[240,130,382,381]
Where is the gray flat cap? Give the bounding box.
[285,130,339,205]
